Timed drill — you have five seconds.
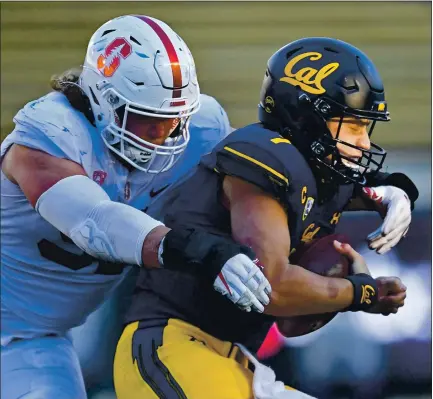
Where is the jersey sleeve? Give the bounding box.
[214,138,291,202]
[1,93,87,164]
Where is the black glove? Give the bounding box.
[159,227,256,282]
[342,273,379,312]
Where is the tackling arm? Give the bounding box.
[2,144,169,268]
[2,144,270,315]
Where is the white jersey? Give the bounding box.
[0,91,230,346]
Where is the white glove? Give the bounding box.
[362,186,411,255]
[214,254,271,313]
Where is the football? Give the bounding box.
[276,233,351,338]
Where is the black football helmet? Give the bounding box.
[258,37,389,185]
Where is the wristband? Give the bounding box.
[343,273,379,312]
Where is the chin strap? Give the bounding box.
[123,144,152,164]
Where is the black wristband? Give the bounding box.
[364,171,419,210]
[161,227,256,282]
[342,273,379,312]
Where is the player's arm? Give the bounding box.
[223,175,379,317]
[2,144,168,267]
[2,144,270,312]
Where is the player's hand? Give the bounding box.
[366,276,407,315]
[333,241,406,315]
[334,240,379,312]
[362,186,411,255]
[214,255,272,313]
[333,240,371,275]
[160,227,272,312]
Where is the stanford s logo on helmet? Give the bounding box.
[258,37,389,185]
[97,37,133,77]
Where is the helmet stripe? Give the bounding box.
[135,16,182,98]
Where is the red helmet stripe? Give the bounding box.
[135,16,182,98]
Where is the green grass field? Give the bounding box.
[1,2,431,146]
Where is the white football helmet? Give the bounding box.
[79,15,200,173]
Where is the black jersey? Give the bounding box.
[126,124,355,351]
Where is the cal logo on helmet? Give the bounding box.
[280,52,339,95]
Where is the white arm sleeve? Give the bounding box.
[35,175,163,266]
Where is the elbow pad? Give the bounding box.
[36,175,163,266]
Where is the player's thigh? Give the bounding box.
[1,335,86,399]
[114,320,254,399]
[158,336,254,399]
[114,321,163,399]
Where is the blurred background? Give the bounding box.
[1,2,431,399]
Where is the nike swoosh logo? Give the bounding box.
[149,184,170,198]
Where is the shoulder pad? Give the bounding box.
[168,94,232,181]
[5,92,94,163]
[212,124,311,200]
[189,94,231,144]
